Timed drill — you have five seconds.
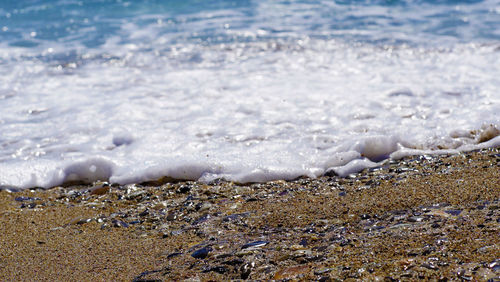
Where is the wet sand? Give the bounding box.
[0,149,499,281]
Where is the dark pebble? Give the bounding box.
[166,252,182,259]
[202,266,228,274]
[15,196,40,202]
[431,223,441,228]
[422,245,436,255]
[361,214,371,220]
[444,209,462,216]
[166,212,176,221]
[299,238,308,247]
[338,191,346,197]
[240,262,254,280]
[278,190,289,196]
[192,213,211,225]
[241,240,269,249]
[20,203,37,209]
[324,169,337,177]
[222,212,249,222]
[191,246,212,259]
[303,227,316,233]
[112,220,129,228]
[177,185,191,193]
[331,235,351,247]
[223,259,244,266]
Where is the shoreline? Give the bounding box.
[0,148,499,280]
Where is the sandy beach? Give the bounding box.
[0,148,498,281]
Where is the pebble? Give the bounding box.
[444,209,462,216]
[408,216,424,222]
[273,265,310,280]
[202,266,228,274]
[314,268,334,275]
[222,212,249,222]
[241,240,269,250]
[192,213,211,225]
[112,220,129,228]
[191,246,211,259]
[15,196,41,202]
[89,183,110,195]
[69,217,93,225]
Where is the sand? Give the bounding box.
[0,149,499,281]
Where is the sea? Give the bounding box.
[1,0,499,189]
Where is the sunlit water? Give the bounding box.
[1,0,499,189]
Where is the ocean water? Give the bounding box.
[1,0,499,189]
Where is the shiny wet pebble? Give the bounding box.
[191,246,212,259]
[241,240,269,249]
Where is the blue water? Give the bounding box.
[1,0,500,189]
[1,0,498,50]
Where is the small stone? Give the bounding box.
[444,209,462,216]
[273,265,310,280]
[431,223,441,228]
[202,266,228,274]
[408,216,424,222]
[425,210,451,218]
[20,203,37,209]
[195,202,212,212]
[90,183,109,195]
[15,196,40,202]
[241,240,269,250]
[299,238,308,247]
[138,209,149,217]
[422,263,438,270]
[314,268,334,275]
[222,259,243,266]
[192,213,211,225]
[223,212,249,222]
[166,252,182,259]
[191,246,211,259]
[166,212,176,221]
[112,220,129,228]
[361,214,371,220]
[177,185,191,193]
[240,261,254,279]
[69,217,93,225]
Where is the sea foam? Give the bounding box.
[0,1,499,189]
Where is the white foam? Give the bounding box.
[0,38,499,189]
